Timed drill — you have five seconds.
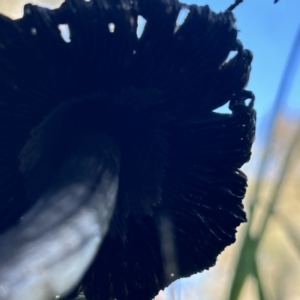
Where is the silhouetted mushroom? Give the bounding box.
[0,0,255,300]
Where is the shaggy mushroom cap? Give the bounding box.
[0,0,255,299]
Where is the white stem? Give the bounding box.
[0,149,119,300]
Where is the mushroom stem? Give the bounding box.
[0,135,119,300]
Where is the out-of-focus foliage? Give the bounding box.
[0,0,63,19]
[227,21,300,299]
[228,115,300,300]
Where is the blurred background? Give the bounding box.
[0,0,299,299]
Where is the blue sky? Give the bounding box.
[189,0,300,122]
[186,0,300,139]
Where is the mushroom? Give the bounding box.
[0,0,256,299]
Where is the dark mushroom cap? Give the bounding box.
[0,0,256,299]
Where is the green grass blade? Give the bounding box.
[252,257,266,300]
[227,234,257,300]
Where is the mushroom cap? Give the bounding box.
[0,0,256,299]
